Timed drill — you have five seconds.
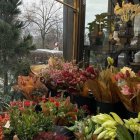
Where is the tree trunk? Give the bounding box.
[4,71,8,94]
[3,54,8,94]
[42,37,45,49]
[41,32,45,49]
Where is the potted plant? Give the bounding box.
[4,100,53,140]
[87,12,109,46]
[39,57,98,114]
[114,66,140,118]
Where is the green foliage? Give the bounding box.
[0,0,22,23]
[116,124,133,140]
[15,34,36,56]
[0,0,35,94]
[6,107,52,140]
[86,12,109,33]
[134,133,140,140]
[0,92,10,112]
[11,58,31,78]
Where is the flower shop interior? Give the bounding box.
[1,0,140,140]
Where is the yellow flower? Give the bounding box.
[114,3,122,15]
[120,67,136,77]
[114,2,140,22]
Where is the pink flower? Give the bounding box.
[10,101,17,107]
[121,85,132,95]
[114,72,125,81]
[19,107,25,111]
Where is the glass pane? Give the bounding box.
[85,0,108,67]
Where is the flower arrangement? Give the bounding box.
[4,97,85,139]
[85,57,119,103]
[39,57,98,97]
[68,112,140,140]
[41,96,85,126]
[114,66,140,113]
[114,2,140,22]
[4,100,52,140]
[0,113,9,140]
[14,74,48,101]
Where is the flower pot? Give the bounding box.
[53,126,75,140]
[126,110,138,119]
[96,101,115,114]
[70,95,96,114]
[114,101,128,119]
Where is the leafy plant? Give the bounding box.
[4,105,52,140]
[86,12,109,34]
[117,124,133,140]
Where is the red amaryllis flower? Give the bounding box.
[24,101,31,107]
[55,102,60,107]
[86,66,95,75]
[49,97,55,102]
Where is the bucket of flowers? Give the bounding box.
[4,97,85,140]
[39,57,98,96]
[3,100,53,140]
[114,2,140,46]
[85,57,120,114]
[68,112,140,140]
[38,57,98,114]
[13,74,48,101]
[114,66,140,118]
[41,96,86,126]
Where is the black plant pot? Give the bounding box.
[96,101,115,114]
[70,95,96,114]
[114,102,138,119]
[114,101,128,119]
[4,134,14,140]
[53,126,75,140]
[126,111,138,119]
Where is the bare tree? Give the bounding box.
[23,0,62,49]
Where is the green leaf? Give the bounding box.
[134,133,140,140]
[117,124,133,140]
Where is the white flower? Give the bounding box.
[4,120,10,128]
[120,67,136,77]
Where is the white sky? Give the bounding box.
[85,0,108,26]
[22,0,108,26]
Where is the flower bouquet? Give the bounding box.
[114,2,140,23]
[4,100,53,140]
[69,112,140,140]
[114,2,140,45]
[4,97,85,139]
[86,57,119,103]
[41,96,85,126]
[0,113,9,140]
[115,66,140,114]
[81,57,120,114]
[14,74,48,101]
[39,57,98,97]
